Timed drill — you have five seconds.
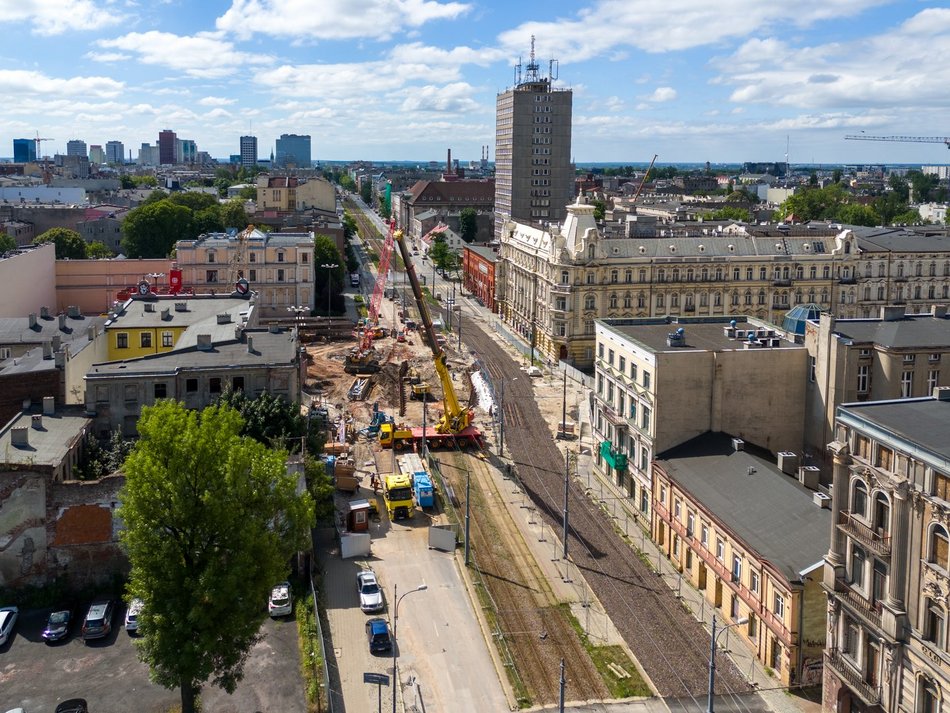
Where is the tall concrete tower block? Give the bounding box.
[494,38,573,240]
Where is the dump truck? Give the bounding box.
[383,472,414,520]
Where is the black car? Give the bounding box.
[81,599,114,642]
[365,617,392,654]
[55,699,89,713]
[42,607,73,642]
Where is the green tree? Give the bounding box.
[874,192,910,226]
[888,173,909,202]
[428,233,459,273]
[122,200,196,258]
[809,171,819,186]
[591,200,607,222]
[342,212,358,240]
[119,401,313,713]
[339,174,356,192]
[238,185,257,201]
[305,456,335,524]
[0,233,16,253]
[217,389,322,454]
[778,184,849,222]
[33,227,87,259]
[458,207,477,242]
[835,203,879,227]
[832,169,842,184]
[193,206,224,235]
[360,180,372,204]
[168,192,218,212]
[142,189,169,205]
[892,208,921,225]
[86,241,113,258]
[221,200,249,230]
[314,234,344,315]
[707,206,750,221]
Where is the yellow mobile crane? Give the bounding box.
[379,228,480,450]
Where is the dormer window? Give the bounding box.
[207,251,215,263]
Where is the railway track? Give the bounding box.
[461,321,757,706]
[440,451,607,705]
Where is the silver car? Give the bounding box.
[0,606,18,646]
[356,570,384,613]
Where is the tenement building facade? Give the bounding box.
[823,391,950,713]
[498,202,950,368]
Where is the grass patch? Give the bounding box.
[561,604,652,699]
[354,294,364,304]
[296,580,328,713]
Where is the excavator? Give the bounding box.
[378,228,481,450]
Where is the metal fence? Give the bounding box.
[310,567,336,713]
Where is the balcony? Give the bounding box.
[599,441,628,471]
[838,511,891,557]
[837,584,883,628]
[772,279,792,287]
[838,277,857,285]
[551,283,572,295]
[826,649,880,706]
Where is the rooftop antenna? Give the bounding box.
[524,35,541,83]
[785,135,790,176]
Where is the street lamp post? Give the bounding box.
[320,263,338,317]
[392,583,428,713]
[707,614,748,713]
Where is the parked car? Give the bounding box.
[0,606,18,646]
[365,617,392,653]
[54,700,89,713]
[356,570,384,613]
[42,607,73,642]
[268,582,292,618]
[125,598,144,633]
[81,599,115,642]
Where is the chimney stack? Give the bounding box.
[43,396,55,415]
[10,426,28,447]
[42,341,53,359]
[58,313,66,330]
[29,313,37,329]
[197,334,212,351]
[247,336,254,353]
[40,306,49,319]
[31,414,43,429]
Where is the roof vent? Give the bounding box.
[43,396,54,415]
[777,452,798,475]
[732,438,745,452]
[666,327,686,347]
[58,313,66,330]
[174,302,188,312]
[40,306,50,319]
[42,341,53,359]
[881,305,905,322]
[196,334,212,351]
[247,336,255,353]
[161,308,170,321]
[31,414,43,430]
[144,303,156,313]
[216,313,232,324]
[933,386,950,401]
[931,305,948,319]
[51,335,61,351]
[799,465,820,491]
[10,426,28,447]
[67,305,81,318]
[28,313,37,329]
[269,324,280,334]
[669,245,676,253]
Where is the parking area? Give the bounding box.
[0,600,306,713]
[320,495,508,713]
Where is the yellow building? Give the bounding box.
[103,294,257,362]
[653,433,830,686]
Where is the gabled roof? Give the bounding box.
[406,180,494,205]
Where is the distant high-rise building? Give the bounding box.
[494,39,573,239]
[89,145,105,164]
[105,140,124,164]
[158,129,177,165]
[275,134,311,168]
[66,139,87,157]
[13,139,36,163]
[138,143,159,166]
[240,136,258,169]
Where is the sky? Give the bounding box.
[2,0,950,165]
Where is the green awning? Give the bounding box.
[599,441,627,471]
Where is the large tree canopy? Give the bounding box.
[0,233,16,253]
[33,227,87,259]
[121,200,196,257]
[119,401,313,713]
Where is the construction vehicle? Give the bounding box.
[408,382,430,401]
[379,228,481,450]
[398,453,434,509]
[383,472,414,520]
[343,220,397,374]
[359,405,390,438]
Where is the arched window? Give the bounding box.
[611,270,618,284]
[671,293,680,307]
[898,262,905,278]
[686,268,694,282]
[823,265,830,279]
[930,524,949,570]
[701,268,708,281]
[588,245,595,261]
[795,290,803,304]
[657,269,666,283]
[609,293,618,309]
[731,292,740,306]
[821,289,829,303]
[625,269,632,283]
[672,268,680,282]
[623,293,632,308]
[782,266,790,279]
[810,266,817,279]
[845,241,851,254]
[716,267,723,281]
[639,269,646,283]
[584,294,596,311]
[744,290,752,306]
[915,262,923,277]
[873,493,890,534]
[700,292,708,307]
[929,262,936,277]
[560,270,569,284]
[879,263,886,278]
[851,480,868,517]
[796,266,804,280]
[656,294,665,308]
[864,264,871,278]
[637,292,645,308]
[757,290,766,305]
[714,292,721,307]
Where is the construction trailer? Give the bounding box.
[398,453,434,509]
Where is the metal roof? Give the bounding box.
[820,314,950,349]
[838,396,950,463]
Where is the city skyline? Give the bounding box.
[1,1,949,165]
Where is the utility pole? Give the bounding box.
[559,658,566,713]
[498,378,505,457]
[563,449,569,561]
[560,366,567,439]
[464,468,471,566]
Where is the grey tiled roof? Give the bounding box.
[822,315,950,349]
[657,433,830,583]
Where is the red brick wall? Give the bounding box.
[0,368,64,427]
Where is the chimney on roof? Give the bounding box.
[197,334,212,351]
[174,302,188,312]
[144,302,155,313]
[40,306,49,319]
[67,305,81,318]
[247,336,254,353]
[217,313,232,324]
[932,305,948,319]
[51,335,61,351]
[881,305,905,322]
[10,426,28,447]
[43,396,54,415]
[54,350,65,368]
[87,325,95,341]
[29,313,37,329]
[234,325,242,340]
[58,313,66,330]
[31,414,43,430]
[447,148,452,174]
[42,341,53,359]
[161,307,170,321]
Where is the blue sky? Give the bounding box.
[2,0,950,165]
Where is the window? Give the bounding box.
[809,356,816,382]
[674,499,681,519]
[630,363,637,381]
[750,571,760,594]
[850,545,867,588]
[232,376,245,391]
[748,616,757,638]
[919,678,939,713]
[116,332,128,349]
[162,331,173,347]
[731,594,740,619]
[641,407,651,432]
[608,349,615,366]
[928,370,939,393]
[209,377,222,394]
[301,252,309,264]
[924,598,945,647]
[207,251,215,263]
[643,371,651,389]
[773,592,785,619]
[154,383,167,399]
[687,513,695,537]
[877,446,893,470]
[701,525,709,547]
[185,378,198,393]
[904,353,917,363]
[672,535,679,556]
[857,365,869,393]
[732,555,742,584]
[598,344,604,359]
[249,252,257,263]
[873,493,890,533]
[277,269,285,282]
[872,560,887,606]
[716,538,724,560]
[140,332,152,348]
[930,353,941,362]
[249,269,257,282]
[206,270,218,283]
[277,251,285,262]
[930,525,949,570]
[124,385,137,403]
[619,356,626,373]
[852,480,868,517]
[935,472,950,501]
[844,617,859,657]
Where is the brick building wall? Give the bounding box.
[0,368,63,428]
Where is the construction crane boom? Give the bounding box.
[844,135,950,148]
[226,224,255,286]
[368,219,396,326]
[632,154,658,204]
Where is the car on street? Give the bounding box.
[42,607,73,642]
[356,570,384,613]
[268,582,292,618]
[54,700,89,713]
[0,606,18,646]
[365,617,392,653]
[81,598,115,642]
[125,598,144,633]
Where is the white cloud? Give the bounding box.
[0,69,123,98]
[399,82,481,113]
[96,31,273,79]
[198,96,237,107]
[604,96,624,111]
[84,51,130,62]
[497,0,890,63]
[0,0,126,35]
[715,8,950,109]
[642,86,677,102]
[216,0,471,41]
